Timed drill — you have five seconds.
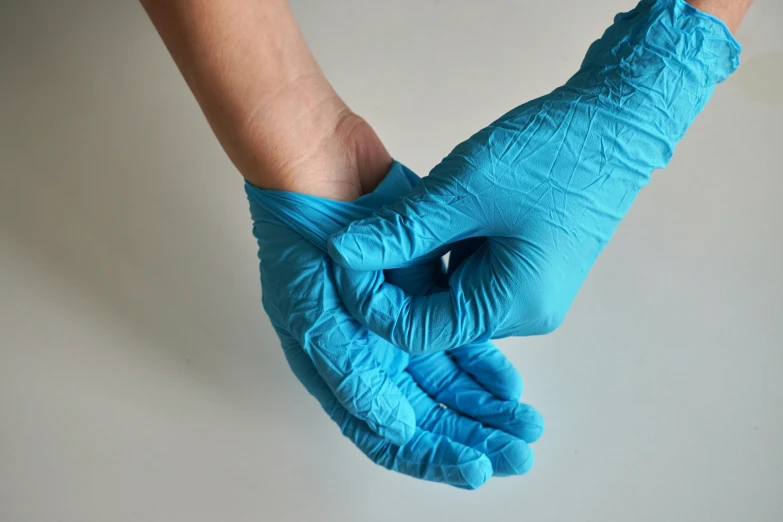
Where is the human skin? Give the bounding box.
[687,0,753,32]
[139,0,390,201]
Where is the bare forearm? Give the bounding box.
[140,0,388,198]
[686,0,753,33]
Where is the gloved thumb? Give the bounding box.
[328,187,479,271]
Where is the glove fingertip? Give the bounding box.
[491,369,524,401]
[327,218,388,270]
[512,407,545,443]
[373,402,417,445]
[457,454,493,490]
[326,233,357,268]
[510,444,535,475]
[490,439,535,477]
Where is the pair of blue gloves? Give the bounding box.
[246,0,739,489]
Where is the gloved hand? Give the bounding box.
[327,0,741,353]
[246,162,544,489]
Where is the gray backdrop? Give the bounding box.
[1,1,781,521]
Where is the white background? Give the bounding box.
[1,1,782,521]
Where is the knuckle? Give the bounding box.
[525,286,567,334]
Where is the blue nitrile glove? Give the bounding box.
[246,162,544,489]
[327,0,741,354]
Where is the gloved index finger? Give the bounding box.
[333,237,516,354]
[448,342,523,401]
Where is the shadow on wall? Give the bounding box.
[0,1,287,406]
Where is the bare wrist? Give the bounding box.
[686,0,753,33]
